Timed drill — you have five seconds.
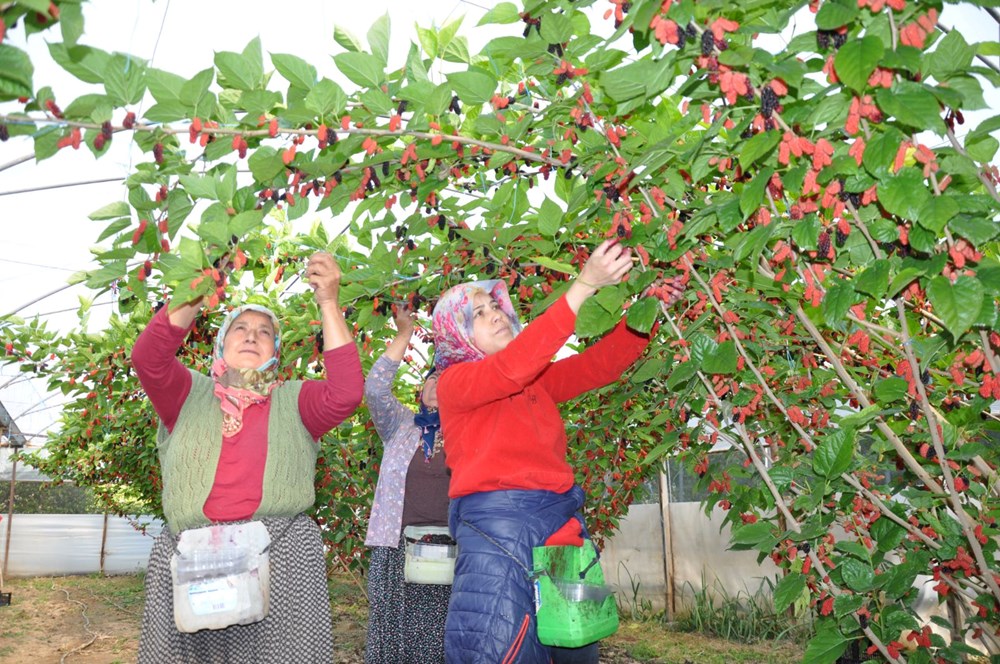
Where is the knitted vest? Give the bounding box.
[157,370,316,534]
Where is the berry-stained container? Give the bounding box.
[532,542,619,648]
[403,525,457,585]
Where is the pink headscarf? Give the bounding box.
[431,280,522,372]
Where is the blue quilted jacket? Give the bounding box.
[444,486,591,663]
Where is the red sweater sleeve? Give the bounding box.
[298,343,364,440]
[537,317,651,403]
[131,307,193,433]
[440,296,577,412]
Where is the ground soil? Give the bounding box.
[0,573,802,663]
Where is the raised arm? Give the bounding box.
[305,252,353,350]
[131,304,197,432]
[438,239,639,410]
[363,305,420,442]
[299,252,364,439]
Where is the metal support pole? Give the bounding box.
[3,456,16,581]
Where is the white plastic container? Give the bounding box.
[403,525,457,585]
[170,522,270,632]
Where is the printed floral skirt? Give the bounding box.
[365,532,451,663]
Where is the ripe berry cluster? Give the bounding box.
[700,30,715,56]
[817,230,832,258]
[416,533,456,546]
[760,86,779,119]
[94,120,113,150]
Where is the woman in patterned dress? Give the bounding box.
[132,252,363,663]
[363,303,451,663]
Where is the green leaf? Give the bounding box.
[815,1,858,29]
[821,280,858,329]
[863,129,904,176]
[600,65,647,102]
[96,218,132,243]
[215,37,263,91]
[916,196,959,233]
[666,361,698,389]
[792,216,820,251]
[625,297,659,335]
[876,83,947,134]
[416,25,439,59]
[334,24,364,54]
[89,201,132,221]
[540,12,573,44]
[228,210,265,238]
[367,14,390,68]
[802,625,849,664]
[739,131,781,169]
[740,166,774,218]
[874,377,909,403]
[537,199,563,237]
[0,44,34,100]
[532,256,575,274]
[840,559,875,592]
[730,522,774,547]
[630,357,664,384]
[853,259,889,298]
[60,2,85,47]
[887,267,923,298]
[103,54,147,105]
[576,299,617,338]
[927,30,975,82]
[813,428,855,478]
[248,146,285,183]
[834,36,884,93]
[305,79,347,118]
[967,134,998,162]
[333,52,384,89]
[702,341,738,375]
[47,43,111,85]
[271,53,317,89]
[833,594,864,618]
[927,275,984,339]
[85,262,127,289]
[950,215,1000,246]
[773,572,807,612]
[878,168,930,219]
[477,2,520,25]
[447,69,497,106]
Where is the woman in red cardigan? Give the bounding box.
[431,240,682,663]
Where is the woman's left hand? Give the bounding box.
[306,252,342,307]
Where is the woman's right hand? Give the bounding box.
[565,239,634,314]
[393,303,417,337]
[577,239,634,289]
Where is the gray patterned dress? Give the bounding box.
[363,355,451,664]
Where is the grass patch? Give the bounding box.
[673,576,810,645]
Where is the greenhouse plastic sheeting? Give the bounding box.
[1,514,164,577]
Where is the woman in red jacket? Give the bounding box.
[431,240,682,663]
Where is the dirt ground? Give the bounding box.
[0,573,800,663]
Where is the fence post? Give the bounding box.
[100,511,109,575]
[658,462,675,620]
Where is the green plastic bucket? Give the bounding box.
[532,542,619,648]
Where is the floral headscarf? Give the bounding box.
[431,280,523,372]
[211,304,282,436]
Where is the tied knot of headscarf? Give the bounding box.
[413,404,442,461]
